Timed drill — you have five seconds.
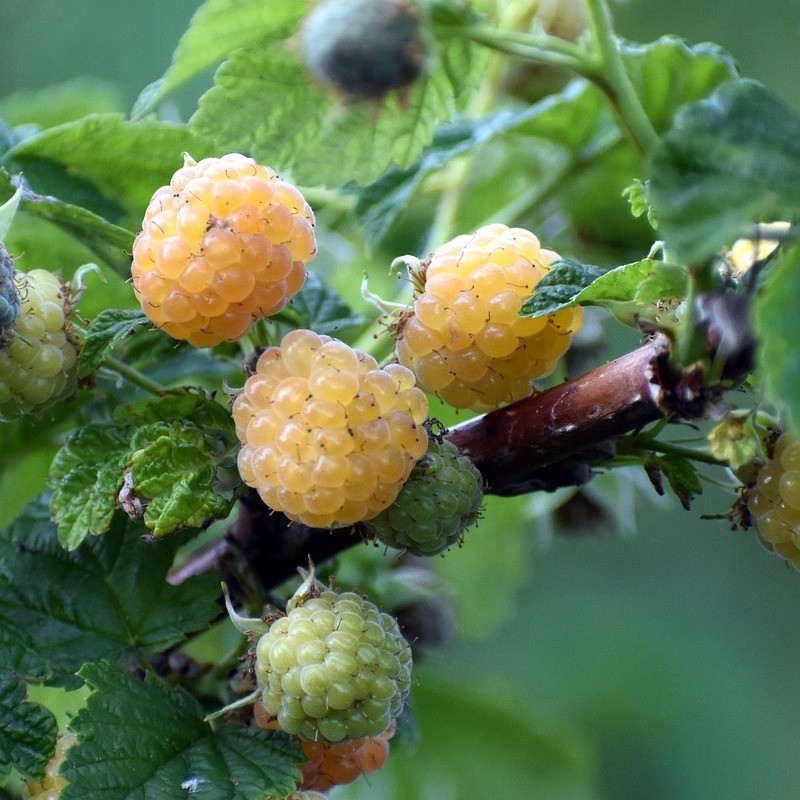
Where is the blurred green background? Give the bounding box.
[2,2,800,799]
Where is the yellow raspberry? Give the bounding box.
[22,732,77,800]
[726,221,790,278]
[233,329,428,528]
[131,153,316,347]
[746,432,800,569]
[395,224,582,412]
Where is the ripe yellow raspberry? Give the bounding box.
[131,153,316,347]
[726,221,790,278]
[233,329,428,528]
[745,432,800,569]
[394,224,582,412]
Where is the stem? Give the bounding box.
[460,26,587,72]
[100,354,167,395]
[582,0,660,158]
[625,438,727,467]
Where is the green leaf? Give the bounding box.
[49,391,239,547]
[3,114,215,223]
[508,37,738,251]
[48,424,133,549]
[132,0,309,116]
[61,662,301,800]
[116,388,235,433]
[755,244,800,435]
[623,39,739,133]
[127,421,238,537]
[356,108,540,247]
[192,34,484,186]
[521,259,606,317]
[0,169,134,275]
[0,673,57,781]
[77,309,150,378]
[0,499,220,689]
[649,79,800,264]
[282,271,365,337]
[655,453,703,510]
[0,78,125,130]
[522,258,687,326]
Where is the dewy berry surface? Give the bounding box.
[364,437,484,555]
[0,269,78,420]
[131,153,316,347]
[254,584,412,743]
[395,223,583,412]
[233,329,428,529]
[747,432,800,568]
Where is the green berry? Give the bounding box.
[0,269,77,421]
[255,580,412,743]
[364,437,484,555]
[0,243,20,343]
[301,0,425,98]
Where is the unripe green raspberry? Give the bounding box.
[255,579,412,743]
[0,269,78,420]
[22,732,77,800]
[363,437,483,555]
[0,243,20,342]
[301,0,426,98]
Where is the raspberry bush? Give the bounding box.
[2,0,800,798]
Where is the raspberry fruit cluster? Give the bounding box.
[746,432,800,568]
[254,704,393,791]
[233,329,428,529]
[395,224,582,412]
[22,732,77,800]
[301,0,424,98]
[131,153,316,347]
[0,243,20,339]
[297,726,392,791]
[0,269,78,420]
[364,436,483,555]
[255,580,412,743]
